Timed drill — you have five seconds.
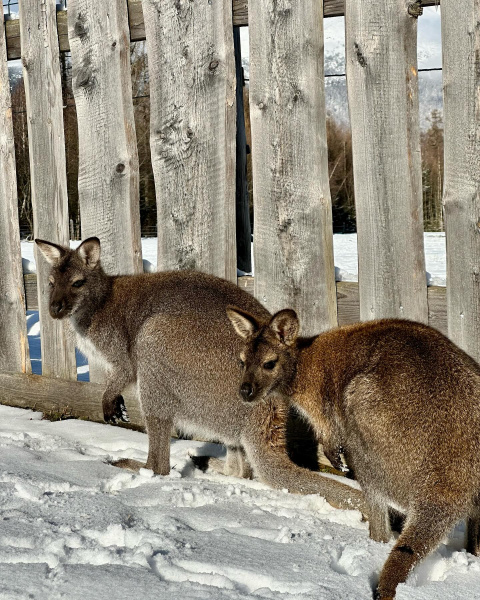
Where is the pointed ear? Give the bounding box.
[269,309,299,346]
[35,239,66,265]
[226,306,260,341]
[77,237,101,269]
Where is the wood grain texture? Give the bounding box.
[68,0,142,277]
[143,0,237,281]
[19,0,76,380]
[0,22,30,374]
[4,0,444,59]
[442,0,480,361]
[345,0,428,323]
[249,0,337,336]
[68,0,143,383]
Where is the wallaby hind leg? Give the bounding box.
[145,414,172,475]
[466,506,480,555]
[375,502,461,600]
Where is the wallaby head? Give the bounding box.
[227,307,300,403]
[35,237,105,319]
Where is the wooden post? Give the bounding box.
[0,19,30,374]
[249,0,337,336]
[345,0,428,323]
[19,0,77,380]
[142,0,237,281]
[67,0,142,277]
[442,0,480,360]
[68,0,142,383]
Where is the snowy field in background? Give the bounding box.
[21,232,447,286]
[1,404,480,600]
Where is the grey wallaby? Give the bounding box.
[34,237,366,514]
[227,307,480,600]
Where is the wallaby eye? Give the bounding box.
[72,279,86,288]
[263,360,277,370]
[239,359,245,369]
[48,281,54,288]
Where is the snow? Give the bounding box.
[20,232,447,286]
[1,404,480,599]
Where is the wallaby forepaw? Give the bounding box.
[104,395,129,424]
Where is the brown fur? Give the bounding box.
[228,308,480,599]
[34,237,367,514]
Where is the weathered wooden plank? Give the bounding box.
[68,0,143,383]
[427,286,447,336]
[0,372,143,428]
[68,0,142,277]
[19,0,77,380]
[442,0,480,361]
[249,0,337,336]
[143,0,237,281]
[0,21,30,374]
[345,0,428,323]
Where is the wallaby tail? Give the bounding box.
[241,397,368,515]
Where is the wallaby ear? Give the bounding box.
[35,239,66,265]
[77,237,101,269]
[226,306,260,341]
[269,309,299,346]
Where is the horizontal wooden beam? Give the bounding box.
[3,0,441,61]
[0,371,143,428]
[24,273,447,335]
[23,272,447,338]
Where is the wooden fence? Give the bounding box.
[1,0,479,427]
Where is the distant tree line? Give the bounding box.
[11,44,444,238]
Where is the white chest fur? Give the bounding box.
[75,333,113,372]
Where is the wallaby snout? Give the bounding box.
[240,381,255,401]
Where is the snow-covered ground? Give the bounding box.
[1,404,480,600]
[20,232,447,286]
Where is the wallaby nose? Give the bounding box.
[50,301,64,317]
[240,382,254,401]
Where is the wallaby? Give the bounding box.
[227,307,480,600]
[34,237,367,514]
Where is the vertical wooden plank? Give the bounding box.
[345,0,428,323]
[67,0,142,277]
[0,20,30,374]
[142,0,237,282]
[249,0,337,336]
[19,0,77,380]
[442,0,480,360]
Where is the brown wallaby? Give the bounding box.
[34,237,367,514]
[227,307,480,600]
